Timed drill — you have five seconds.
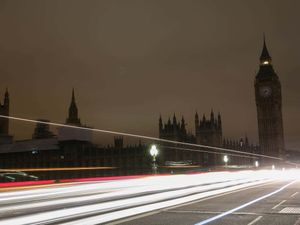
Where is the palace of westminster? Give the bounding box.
[0,39,299,179]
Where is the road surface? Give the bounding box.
[115,179,300,225]
[0,170,299,225]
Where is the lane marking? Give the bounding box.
[291,192,298,198]
[279,207,300,214]
[103,210,159,225]
[164,180,277,212]
[247,216,263,225]
[166,210,261,216]
[272,200,286,209]
[194,180,297,225]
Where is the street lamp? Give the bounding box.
[223,155,229,169]
[150,144,159,174]
[239,139,244,148]
[255,160,259,168]
[272,164,275,170]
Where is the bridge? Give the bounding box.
[0,116,300,225]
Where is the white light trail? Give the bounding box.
[59,180,273,225]
[0,171,253,204]
[0,170,293,225]
[0,177,146,203]
[161,145,258,159]
[0,174,263,214]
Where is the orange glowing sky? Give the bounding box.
[0,0,300,149]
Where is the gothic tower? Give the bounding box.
[0,88,9,135]
[159,114,188,142]
[195,110,222,166]
[195,110,222,147]
[255,37,285,159]
[66,88,81,126]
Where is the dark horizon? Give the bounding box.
[1,0,300,149]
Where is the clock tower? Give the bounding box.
[255,37,285,159]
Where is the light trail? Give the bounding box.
[0,182,75,192]
[0,170,295,225]
[0,167,116,172]
[0,115,283,160]
[161,145,258,159]
[0,177,266,216]
[194,180,298,225]
[0,175,148,191]
[59,180,275,225]
[0,171,247,202]
[0,175,147,203]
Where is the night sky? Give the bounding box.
[0,0,300,149]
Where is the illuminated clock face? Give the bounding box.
[260,86,272,97]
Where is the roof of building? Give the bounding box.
[0,138,59,154]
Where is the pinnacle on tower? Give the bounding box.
[245,135,249,146]
[217,112,222,129]
[167,117,171,125]
[260,34,272,63]
[181,116,185,124]
[173,113,177,124]
[72,88,75,101]
[181,116,185,125]
[181,116,185,130]
[195,111,199,126]
[66,88,81,126]
[210,109,214,121]
[257,35,276,78]
[4,88,9,106]
[159,114,163,130]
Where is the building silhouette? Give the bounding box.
[0,89,13,145]
[58,89,92,142]
[0,89,150,180]
[255,37,285,159]
[32,120,55,139]
[159,114,194,143]
[195,110,222,147]
[159,110,256,166]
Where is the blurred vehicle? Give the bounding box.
[0,171,38,182]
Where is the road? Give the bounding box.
[115,180,300,225]
[0,170,299,225]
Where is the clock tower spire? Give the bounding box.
[260,34,272,64]
[255,36,285,161]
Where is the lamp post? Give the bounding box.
[272,164,275,170]
[239,139,244,148]
[150,144,159,174]
[223,155,229,169]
